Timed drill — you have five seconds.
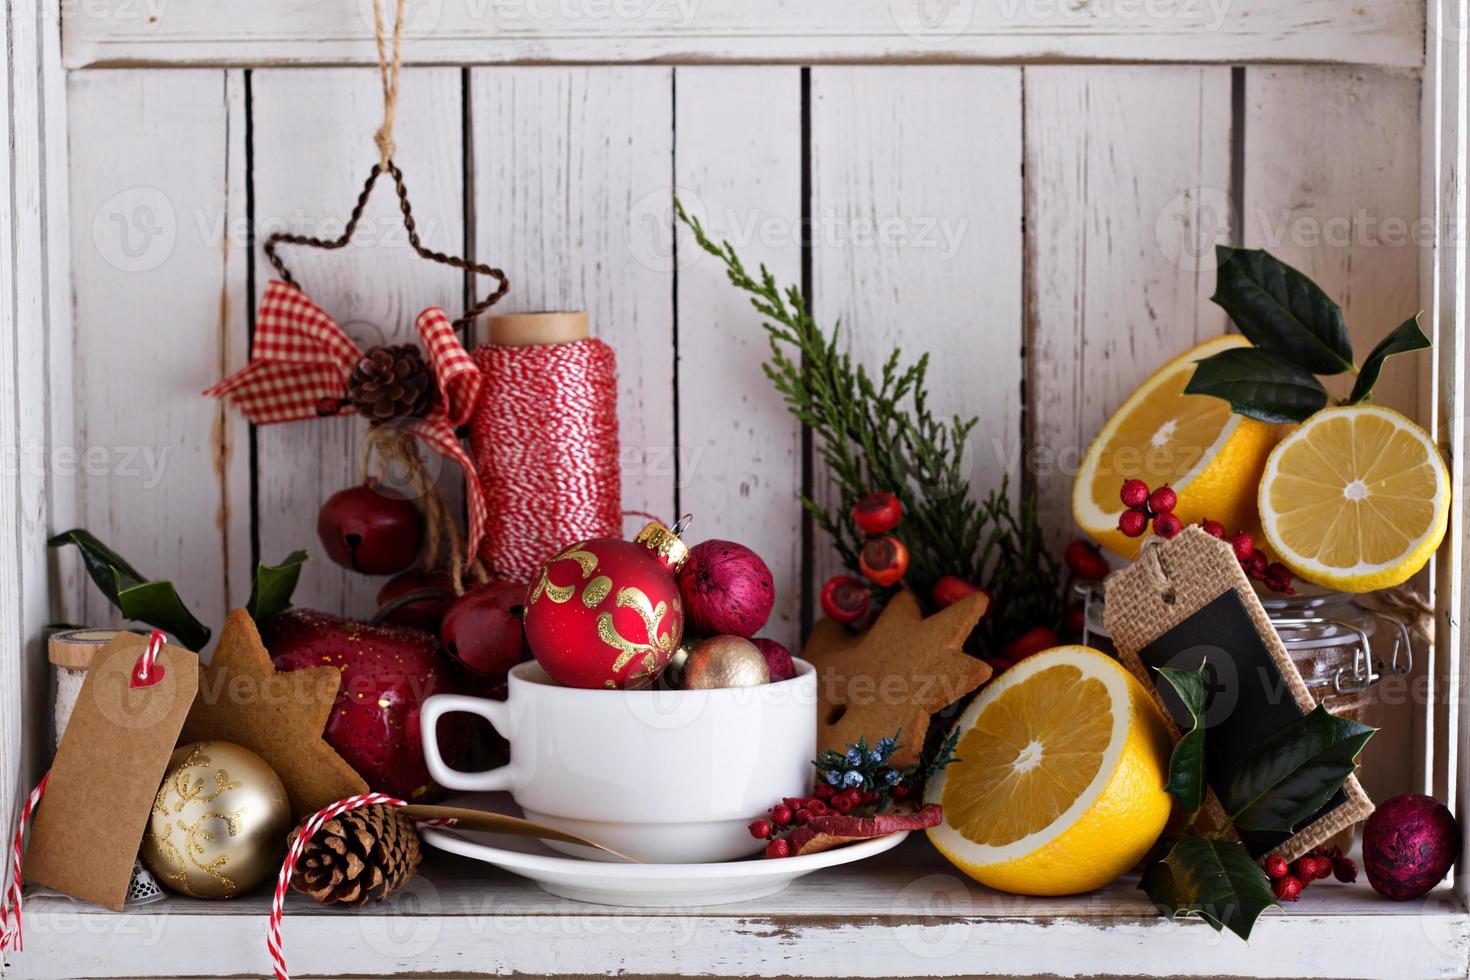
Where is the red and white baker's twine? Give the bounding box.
[0,772,48,952]
[269,794,455,980]
[135,629,165,682]
[472,339,622,581]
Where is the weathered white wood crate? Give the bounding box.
[3,1,1469,976]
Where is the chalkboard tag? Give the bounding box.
[1103,526,1372,861]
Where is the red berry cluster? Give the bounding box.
[1116,479,1294,594]
[1117,478,1182,539]
[819,491,914,625]
[1264,844,1357,901]
[749,783,888,859]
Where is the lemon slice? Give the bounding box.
[1073,335,1278,559]
[924,646,1172,896]
[1259,405,1449,592]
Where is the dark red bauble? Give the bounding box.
[317,483,425,575]
[376,568,455,632]
[676,539,774,638]
[523,523,686,689]
[440,580,528,679]
[263,607,465,801]
[1363,794,1460,900]
[751,637,795,682]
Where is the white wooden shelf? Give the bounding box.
[5,838,1467,979]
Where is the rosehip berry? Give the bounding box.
[932,575,985,610]
[1003,625,1061,662]
[814,782,834,800]
[1063,539,1111,581]
[1231,530,1255,562]
[794,808,812,825]
[1201,519,1226,540]
[859,535,910,588]
[831,795,853,814]
[851,491,902,535]
[1264,854,1290,879]
[1246,552,1268,578]
[770,804,792,826]
[891,784,911,800]
[1332,857,1358,883]
[1065,603,1086,633]
[1148,485,1177,515]
[1153,513,1183,539]
[1309,856,1334,880]
[1272,875,1303,902]
[1120,479,1150,509]
[1118,508,1149,538]
[749,819,772,839]
[764,838,790,859]
[1264,562,1295,595]
[819,575,871,625]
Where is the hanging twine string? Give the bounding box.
[0,773,48,953]
[371,0,406,168]
[471,340,623,582]
[361,424,488,595]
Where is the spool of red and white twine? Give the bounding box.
[471,338,622,582]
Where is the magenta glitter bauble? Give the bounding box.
[1363,793,1460,900]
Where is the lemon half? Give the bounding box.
[924,646,1172,896]
[1259,404,1449,592]
[1073,334,1278,559]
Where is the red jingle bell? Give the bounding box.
[523,519,689,689]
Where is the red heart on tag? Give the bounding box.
[129,653,166,689]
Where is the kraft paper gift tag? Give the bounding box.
[1104,526,1373,861]
[25,632,198,910]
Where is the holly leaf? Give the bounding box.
[245,549,308,625]
[1349,313,1430,404]
[1185,347,1329,423]
[1223,704,1374,834]
[48,528,212,651]
[1211,246,1355,375]
[1140,836,1278,941]
[1156,663,1209,813]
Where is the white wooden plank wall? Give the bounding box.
[469,67,677,542]
[1025,66,1233,550]
[674,67,804,650]
[1241,66,1426,803]
[810,66,1024,592]
[253,68,466,616]
[59,65,1431,664]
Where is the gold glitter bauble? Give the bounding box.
[681,636,770,690]
[141,741,291,899]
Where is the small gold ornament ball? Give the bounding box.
[681,635,770,690]
[141,741,292,899]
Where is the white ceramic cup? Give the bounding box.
[422,659,817,864]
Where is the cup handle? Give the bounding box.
[421,694,515,792]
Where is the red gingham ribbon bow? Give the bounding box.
[206,280,487,557]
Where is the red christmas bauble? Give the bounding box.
[524,521,688,689]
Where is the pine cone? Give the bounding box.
[345,344,437,423]
[288,804,422,907]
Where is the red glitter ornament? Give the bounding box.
[523,520,689,689]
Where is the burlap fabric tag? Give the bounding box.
[1104,526,1372,861]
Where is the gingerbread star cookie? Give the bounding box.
[803,590,991,768]
[181,609,367,817]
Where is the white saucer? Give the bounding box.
[419,792,909,908]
